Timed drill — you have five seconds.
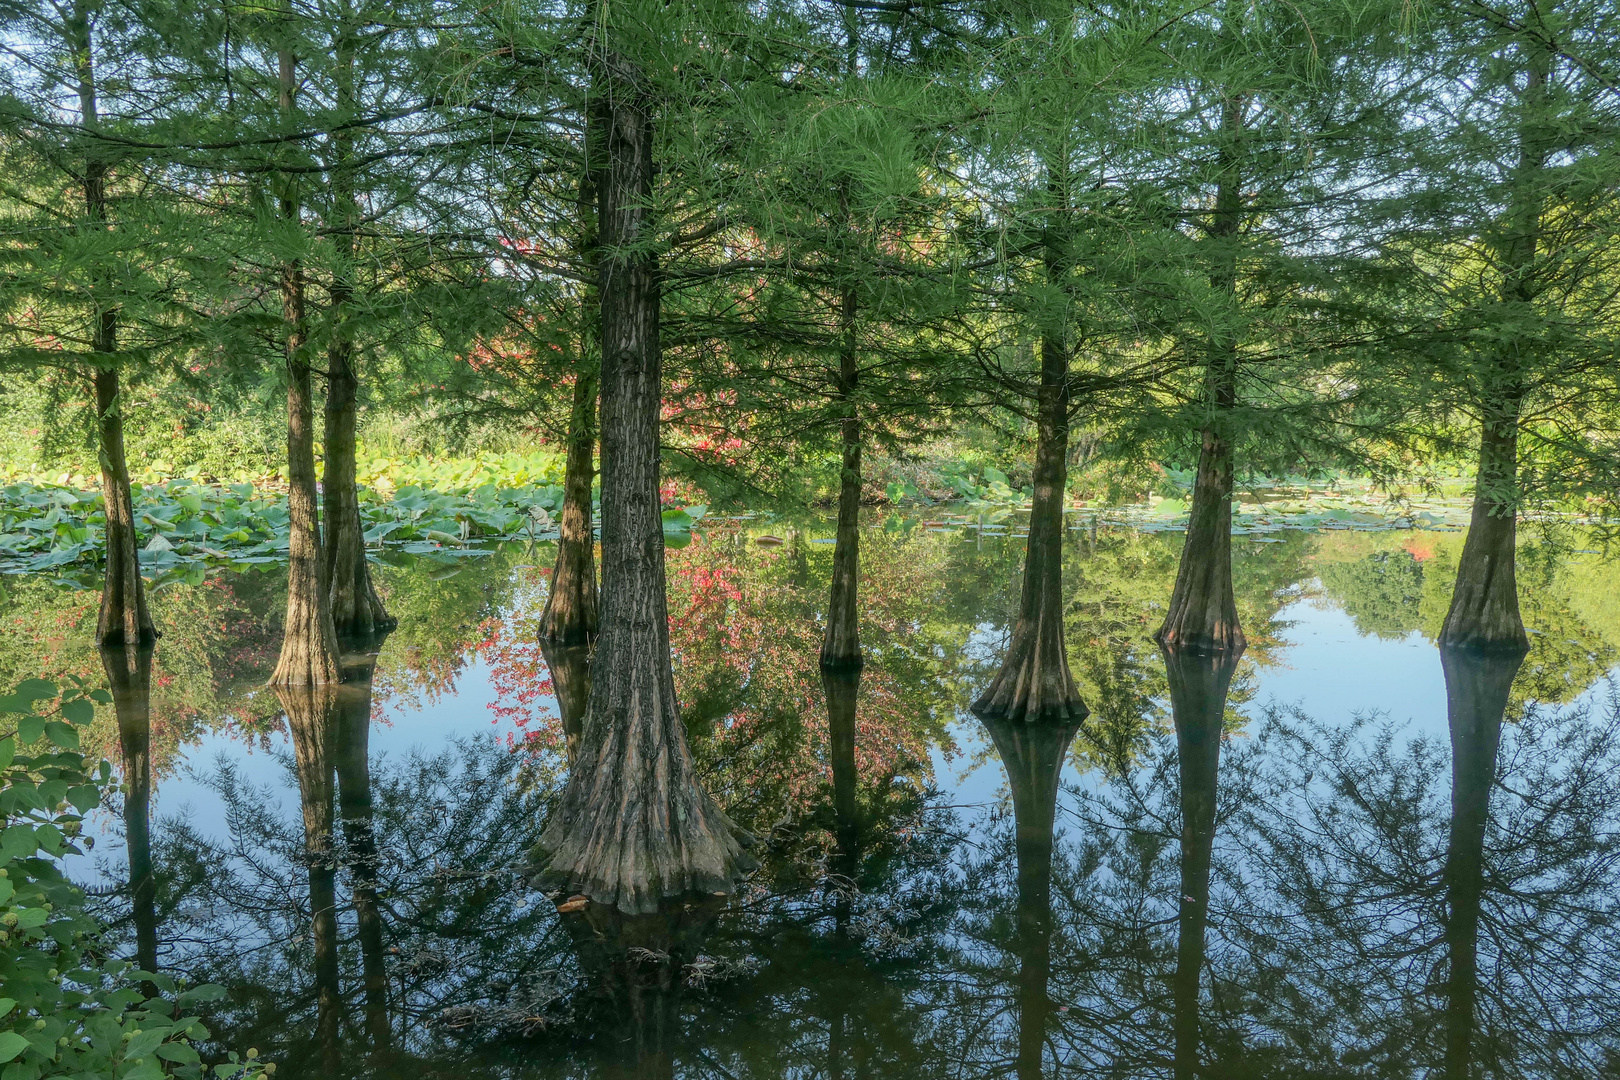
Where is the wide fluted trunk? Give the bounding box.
[541,639,592,762]
[980,713,1082,1080]
[534,52,752,912]
[1162,644,1242,1080]
[974,336,1084,722]
[1158,421,1243,653]
[278,684,343,1074]
[101,643,158,974]
[333,646,390,1051]
[269,48,341,689]
[95,369,155,646]
[1440,419,1526,651]
[821,287,862,670]
[1439,645,1524,1080]
[539,369,600,646]
[324,338,393,641]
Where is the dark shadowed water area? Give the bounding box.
[6,511,1620,1078]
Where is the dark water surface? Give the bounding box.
[7,516,1620,1078]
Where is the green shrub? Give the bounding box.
[0,678,270,1080]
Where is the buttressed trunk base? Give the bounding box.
[324,341,394,641]
[974,338,1085,722]
[1157,425,1244,654]
[534,53,752,913]
[1440,421,1526,652]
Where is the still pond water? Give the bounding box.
[7,514,1620,1078]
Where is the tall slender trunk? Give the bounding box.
[1162,644,1242,1080]
[534,48,752,913]
[821,286,862,670]
[540,369,600,645]
[541,86,606,647]
[973,334,1084,721]
[101,643,158,974]
[271,44,342,688]
[979,714,1082,1080]
[278,684,343,1075]
[1440,52,1544,652]
[71,2,153,647]
[322,16,392,642]
[1439,645,1524,1080]
[334,644,390,1052]
[1159,95,1244,654]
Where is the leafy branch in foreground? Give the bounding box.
[0,677,271,1079]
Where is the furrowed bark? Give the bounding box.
[540,368,600,646]
[1439,645,1525,1080]
[1159,94,1245,655]
[821,286,862,671]
[101,643,158,975]
[973,333,1084,722]
[278,684,343,1075]
[71,2,154,647]
[541,640,592,762]
[1157,414,1243,653]
[270,44,342,688]
[1162,643,1243,1080]
[1440,418,1526,650]
[534,49,753,913]
[980,713,1082,1080]
[333,643,390,1051]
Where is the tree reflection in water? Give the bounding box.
[65,527,1620,1079]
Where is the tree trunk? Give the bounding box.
[1439,645,1525,1080]
[320,22,392,643]
[1441,419,1526,651]
[324,335,393,641]
[333,644,390,1052]
[541,81,606,648]
[71,2,154,647]
[534,50,753,913]
[1161,643,1243,1080]
[821,286,862,670]
[278,684,343,1075]
[1157,416,1243,653]
[979,713,1082,1080]
[270,45,342,688]
[101,643,158,975]
[1440,51,1544,653]
[95,369,155,646]
[541,639,592,762]
[1159,96,1244,655]
[539,369,600,646]
[973,336,1084,722]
